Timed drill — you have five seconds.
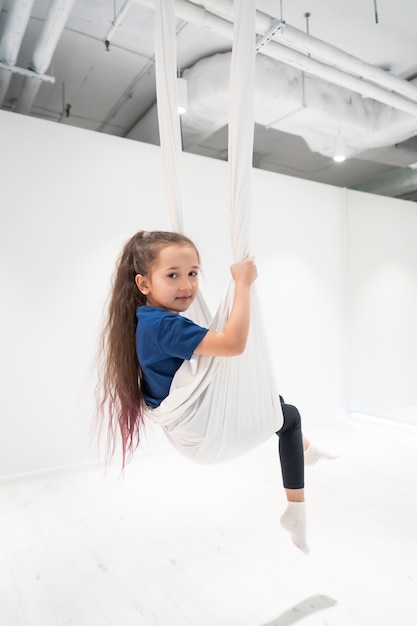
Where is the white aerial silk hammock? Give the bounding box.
[144,0,283,463]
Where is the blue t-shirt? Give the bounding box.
[136,306,209,408]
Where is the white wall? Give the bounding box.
[0,110,347,478]
[251,170,346,418]
[346,190,417,421]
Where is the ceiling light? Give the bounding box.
[177,77,187,115]
[333,134,346,163]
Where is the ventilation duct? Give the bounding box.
[0,0,35,107]
[128,0,417,163]
[0,60,11,107]
[128,51,417,161]
[15,0,75,114]
[0,0,35,66]
[132,0,417,116]
[30,0,75,75]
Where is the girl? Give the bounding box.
[98,230,329,554]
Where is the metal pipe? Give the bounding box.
[198,0,417,105]
[15,0,75,114]
[0,0,35,65]
[14,75,42,113]
[263,39,417,118]
[30,0,76,74]
[0,70,11,108]
[104,0,134,46]
[274,22,417,105]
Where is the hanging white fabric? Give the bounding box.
[146,0,283,464]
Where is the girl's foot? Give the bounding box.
[280,501,309,554]
[304,444,339,466]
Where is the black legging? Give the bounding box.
[276,396,304,490]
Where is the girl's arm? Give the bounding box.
[194,256,257,357]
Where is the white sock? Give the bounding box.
[304,444,339,466]
[280,501,309,554]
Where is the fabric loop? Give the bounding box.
[150,0,283,464]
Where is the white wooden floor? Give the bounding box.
[1,414,416,626]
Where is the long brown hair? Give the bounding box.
[96,230,200,466]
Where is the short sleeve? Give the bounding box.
[156,314,208,360]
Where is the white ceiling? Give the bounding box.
[2,0,417,199]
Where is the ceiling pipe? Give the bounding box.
[14,74,43,114]
[0,0,35,107]
[0,0,5,33]
[273,22,417,105]
[0,58,54,109]
[0,0,35,66]
[204,1,417,117]
[258,39,417,119]
[30,0,75,74]
[0,65,11,107]
[15,0,75,114]
[133,0,237,39]
[104,0,134,48]
[194,0,417,104]
[190,0,233,16]
[132,0,417,118]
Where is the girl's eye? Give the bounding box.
[167,273,177,279]
[189,271,198,277]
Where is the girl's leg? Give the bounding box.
[276,396,305,499]
[276,397,338,553]
[276,396,309,553]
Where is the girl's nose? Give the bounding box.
[179,278,191,290]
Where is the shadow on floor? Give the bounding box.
[261,595,337,626]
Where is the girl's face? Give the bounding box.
[135,244,200,313]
